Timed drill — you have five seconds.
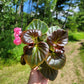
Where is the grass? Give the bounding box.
[79,43,84,70]
[0,63,31,84]
[72,83,77,84]
[68,31,84,41]
[68,30,84,70]
[61,73,64,78]
[80,50,84,65]
[72,41,84,84]
[75,68,80,77]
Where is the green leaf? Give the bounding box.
[15,0,18,3]
[23,42,49,68]
[26,19,48,35]
[21,29,42,44]
[47,29,68,47]
[38,34,47,41]
[47,26,61,36]
[46,53,66,70]
[40,61,58,81]
[50,0,58,9]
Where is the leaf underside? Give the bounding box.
[40,61,58,81]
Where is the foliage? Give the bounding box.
[76,12,84,31]
[55,0,70,16]
[20,19,68,80]
[0,0,32,65]
[40,61,58,81]
[66,0,84,31]
[0,1,18,63]
[66,15,78,32]
[26,19,48,34]
[68,31,84,41]
[79,0,84,12]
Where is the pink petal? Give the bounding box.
[13,37,22,45]
[15,30,22,35]
[14,27,21,32]
[14,31,22,37]
[14,33,19,38]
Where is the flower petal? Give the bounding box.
[13,37,22,45]
[14,27,21,32]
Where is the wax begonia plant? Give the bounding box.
[13,19,68,81]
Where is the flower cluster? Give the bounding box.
[13,27,22,45]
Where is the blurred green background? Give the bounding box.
[0,0,84,84]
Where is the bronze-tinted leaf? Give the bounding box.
[40,61,58,81]
[54,45,65,54]
[21,29,42,44]
[23,46,33,55]
[20,55,26,65]
[23,42,49,68]
[47,29,68,47]
[46,53,66,70]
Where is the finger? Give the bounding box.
[43,79,49,84]
[31,66,38,73]
[33,66,38,71]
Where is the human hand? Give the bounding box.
[28,67,49,84]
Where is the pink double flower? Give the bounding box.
[13,27,22,45]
